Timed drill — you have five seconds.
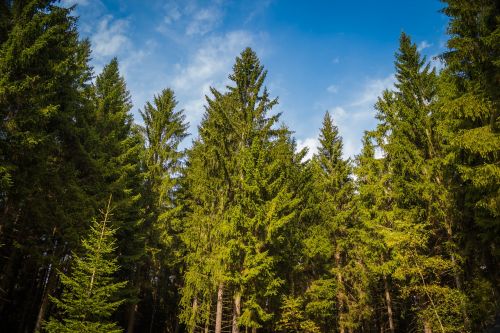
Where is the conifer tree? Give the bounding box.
[44,198,126,333]
[138,88,188,332]
[91,58,145,331]
[354,133,396,333]
[440,1,500,326]
[295,111,358,332]
[0,1,95,330]
[181,48,302,333]
[374,33,466,332]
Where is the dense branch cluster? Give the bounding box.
[0,1,498,332]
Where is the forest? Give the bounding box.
[0,0,499,332]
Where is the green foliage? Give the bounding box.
[44,199,126,333]
[277,296,320,333]
[0,1,499,332]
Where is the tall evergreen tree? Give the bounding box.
[137,88,188,332]
[44,198,126,333]
[373,33,466,332]
[288,111,358,333]
[440,1,500,327]
[0,1,95,330]
[181,48,302,333]
[91,58,145,330]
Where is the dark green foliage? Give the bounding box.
[441,0,500,318]
[0,1,95,331]
[90,58,145,329]
[0,0,498,332]
[137,88,188,332]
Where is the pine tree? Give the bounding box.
[91,58,145,331]
[440,1,500,327]
[138,88,188,332]
[44,198,126,333]
[374,33,466,332]
[300,111,358,332]
[0,1,95,330]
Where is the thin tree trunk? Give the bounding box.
[215,282,224,333]
[33,266,57,332]
[251,327,256,333]
[232,292,241,333]
[424,321,433,333]
[127,303,137,333]
[335,250,345,333]
[383,274,395,333]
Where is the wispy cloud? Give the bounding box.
[296,137,319,161]
[91,16,130,59]
[417,40,432,51]
[327,84,338,94]
[172,31,255,124]
[157,1,224,40]
[350,74,395,107]
[61,0,89,7]
[186,7,223,36]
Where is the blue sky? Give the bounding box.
[64,0,449,158]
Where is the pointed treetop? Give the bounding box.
[317,111,343,164]
[394,32,431,90]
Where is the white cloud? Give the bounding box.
[157,1,224,40]
[330,106,346,122]
[429,54,445,72]
[172,31,254,124]
[163,3,182,25]
[296,137,319,161]
[350,74,395,107]
[417,40,432,52]
[327,85,338,94]
[91,16,130,58]
[186,7,223,36]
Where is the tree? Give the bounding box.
[91,58,145,331]
[0,1,95,331]
[138,88,188,332]
[299,111,358,332]
[373,33,466,332]
[181,48,302,333]
[440,1,500,327]
[44,198,126,333]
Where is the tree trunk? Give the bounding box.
[34,266,57,332]
[383,274,395,333]
[189,297,198,333]
[251,328,256,333]
[335,250,345,333]
[424,321,432,333]
[215,282,224,333]
[232,292,241,333]
[127,303,137,333]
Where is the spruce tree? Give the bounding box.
[44,198,126,333]
[374,33,466,332]
[91,58,145,331]
[181,48,302,332]
[138,88,188,332]
[296,111,358,332]
[441,1,500,327]
[0,1,95,330]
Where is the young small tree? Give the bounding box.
[44,198,126,333]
